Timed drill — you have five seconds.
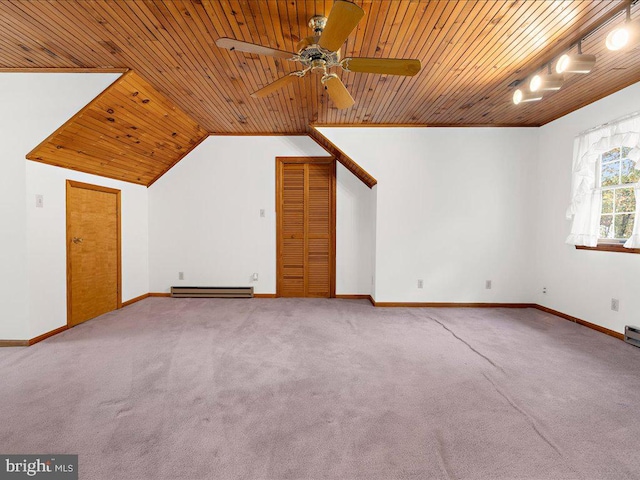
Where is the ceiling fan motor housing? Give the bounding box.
[298,41,341,68]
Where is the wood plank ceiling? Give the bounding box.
[27,71,208,186]
[0,0,639,134]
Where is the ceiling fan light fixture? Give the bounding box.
[606,21,640,51]
[513,88,543,105]
[555,53,596,74]
[530,72,564,92]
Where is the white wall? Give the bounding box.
[0,73,118,339]
[336,163,375,295]
[0,72,149,340]
[26,163,149,338]
[0,77,30,339]
[533,81,640,334]
[320,127,539,303]
[148,135,375,295]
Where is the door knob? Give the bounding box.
[72,237,83,244]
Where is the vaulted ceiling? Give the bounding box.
[27,71,208,186]
[1,0,640,135]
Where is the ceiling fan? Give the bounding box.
[215,0,421,109]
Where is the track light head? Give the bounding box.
[555,55,569,73]
[529,75,542,92]
[513,88,543,105]
[530,73,564,92]
[555,53,596,74]
[606,20,640,51]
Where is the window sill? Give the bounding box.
[575,244,640,254]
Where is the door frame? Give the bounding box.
[275,156,336,298]
[66,180,122,326]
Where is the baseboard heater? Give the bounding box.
[625,326,640,348]
[170,286,254,298]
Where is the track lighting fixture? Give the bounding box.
[513,88,543,105]
[555,41,596,74]
[513,2,636,107]
[606,5,640,51]
[530,64,564,92]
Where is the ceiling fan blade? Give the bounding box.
[216,37,294,59]
[318,1,365,53]
[251,74,299,98]
[344,58,422,76]
[323,75,355,109]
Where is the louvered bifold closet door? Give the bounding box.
[306,163,332,297]
[277,158,335,298]
[281,163,306,297]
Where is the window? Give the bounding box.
[566,111,640,251]
[598,146,639,242]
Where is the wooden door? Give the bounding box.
[277,157,335,298]
[66,180,121,327]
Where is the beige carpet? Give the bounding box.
[1,298,640,479]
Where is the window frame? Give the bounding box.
[593,145,638,248]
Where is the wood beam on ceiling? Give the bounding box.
[307,124,377,189]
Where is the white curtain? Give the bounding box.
[625,182,640,248]
[566,113,640,248]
